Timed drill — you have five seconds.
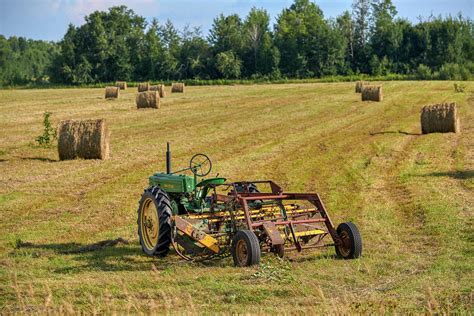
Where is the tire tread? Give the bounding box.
[231,230,261,267]
[137,186,172,257]
[335,222,362,259]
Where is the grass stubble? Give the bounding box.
[0,82,472,313]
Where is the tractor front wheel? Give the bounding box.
[231,230,261,267]
[137,186,172,257]
[335,222,362,259]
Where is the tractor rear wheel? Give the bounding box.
[335,222,362,259]
[231,230,261,267]
[137,186,172,257]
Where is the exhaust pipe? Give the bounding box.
[166,142,171,174]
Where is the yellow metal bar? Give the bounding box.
[206,208,318,223]
[294,229,326,237]
[187,206,318,222]
[174,216,220,253]
[280,229,326,239]
[199,235,220,253]
[186,204,300,220]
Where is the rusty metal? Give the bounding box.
[172,178,345,262]
[262,222,284,246]
[289,221,302,252]
[285,243,336,251]
[225,182,340,256]
[262,243,335,252]
[232,180,282,195]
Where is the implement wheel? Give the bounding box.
[335,222,362,259]
[271,244,285,258]
[231,230,261,267]
[137,186,172,257]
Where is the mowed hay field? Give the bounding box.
[0,82,473,313]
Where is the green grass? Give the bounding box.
[0,81,472,313]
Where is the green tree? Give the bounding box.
[108,37,132,81]
[127,13,147,80]
[369,0,401,73]
[50,24,77,83]
[209,14,244,55]
[74,56,93,83]
[138,19,161,80]
[208,14,245,78]
[337,11,355,72]
[242,7,278,76]
[275,0,346,77]
[158,20,181,79]
[6,3,474,84]
[0,36,57,85]
[216,51,241,78]
[103,6,145,81]
[352,0,372,72]
[83,12,108,81]
[180,26,212,79]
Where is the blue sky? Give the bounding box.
[0,0,472,41]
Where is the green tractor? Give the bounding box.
[137,143,362,266]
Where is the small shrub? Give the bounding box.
[454,83,466,93]
[438,63,471,80]
[415,64,432,80]
[35,111,57,147]
[14,238,24,249]
[270,68,282,80]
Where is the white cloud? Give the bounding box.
[49,0,63,11]
[59,0,158,25]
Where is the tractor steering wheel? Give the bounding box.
[189,154,212,177]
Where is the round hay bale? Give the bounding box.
[136,91,160,109]
[171,82,185,93]
[138,82,150,92]
[361,85,383,102]
[58,119,110,160]
[421,103,460,134]
[105,86,119,99]
[355,81,369,93]
[158,84,166,98]
[116,81,127,90]
[148,85,166,97]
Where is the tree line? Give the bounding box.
[0,0,473,86]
